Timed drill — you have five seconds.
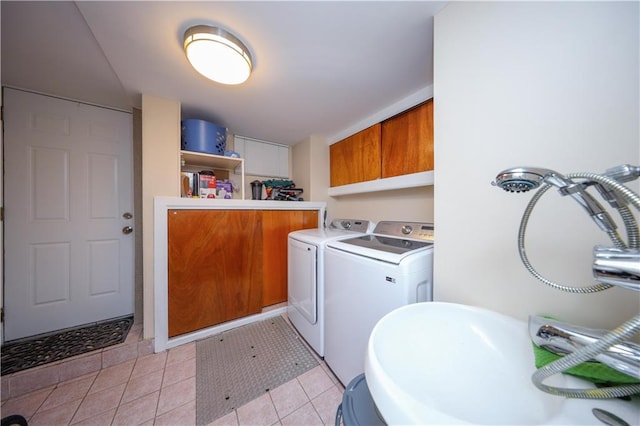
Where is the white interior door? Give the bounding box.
[3,88,134,341]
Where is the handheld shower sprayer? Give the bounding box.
[492,167,569,193]
[492,167,617,233]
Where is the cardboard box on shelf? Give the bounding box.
[216,180,233,199]
[199,174,217,189]
[181,172,197,198]
[199,188,216,198]
[198,173,217,198]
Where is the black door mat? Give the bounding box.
[1,315,134,376]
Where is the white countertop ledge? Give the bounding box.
[154,196,327,210]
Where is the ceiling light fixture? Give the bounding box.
[183,25,253,85]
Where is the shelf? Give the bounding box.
[180,150,243,170]
[327,170,434,196]
[180,150,245,200]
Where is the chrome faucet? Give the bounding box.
[593,246,640,292]
[529,316,640,380]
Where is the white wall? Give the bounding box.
[291,137,312,201]
[308,134,330,204]
[292,134,330,208]
[141,95,180,339]
[434,2,639,330]
[328,187,435,225]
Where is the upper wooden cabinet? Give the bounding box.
[329,100,434,189]
[381,100,434,178]
[330,124,381,187]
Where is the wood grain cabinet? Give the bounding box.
[329,100,434,187]
[168,208,318,337]
[330,124,381,187]
[168,209,263,337]
[381,100,434,178]
[261,210,318,307]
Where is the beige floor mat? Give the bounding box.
[196,315,319,425]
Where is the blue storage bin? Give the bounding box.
[181,119,227,155]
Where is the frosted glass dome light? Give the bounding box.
[184,25,253,85]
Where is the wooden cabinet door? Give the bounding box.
[167,209,263,337]
[330,124,381,187]
[381,100,434,178]
[261,210,318,307]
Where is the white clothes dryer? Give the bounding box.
[324,221,434,385]
[288,219,374,357]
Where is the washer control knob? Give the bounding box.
[401,225,413,235]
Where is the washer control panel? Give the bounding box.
[329,219,372,233]
[373,221,434,242]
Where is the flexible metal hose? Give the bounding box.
[613,204,640,248]
[518,172,640,293]
[518,184,614,294]
[518,171,640,398]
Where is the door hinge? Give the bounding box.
[1,308,4,323]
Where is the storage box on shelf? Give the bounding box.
[180,150,245,200]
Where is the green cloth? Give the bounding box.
[532,342,640,385]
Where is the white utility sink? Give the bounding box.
[364,302,640,425]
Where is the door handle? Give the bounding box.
[122,226,133,235]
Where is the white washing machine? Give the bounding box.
[288,219,374,357]
[324,221,434,385]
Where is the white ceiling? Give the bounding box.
[1,1,446,145]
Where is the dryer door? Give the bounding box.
[288,238,318,324]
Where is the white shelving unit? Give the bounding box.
[180,150,245,200]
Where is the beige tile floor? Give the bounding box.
[0,315,345,426]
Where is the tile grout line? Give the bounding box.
[267,387,284,423]
[68,372,99,425]
[153,350,170,421]
[110,352,139,424]
[28,385,56,423]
